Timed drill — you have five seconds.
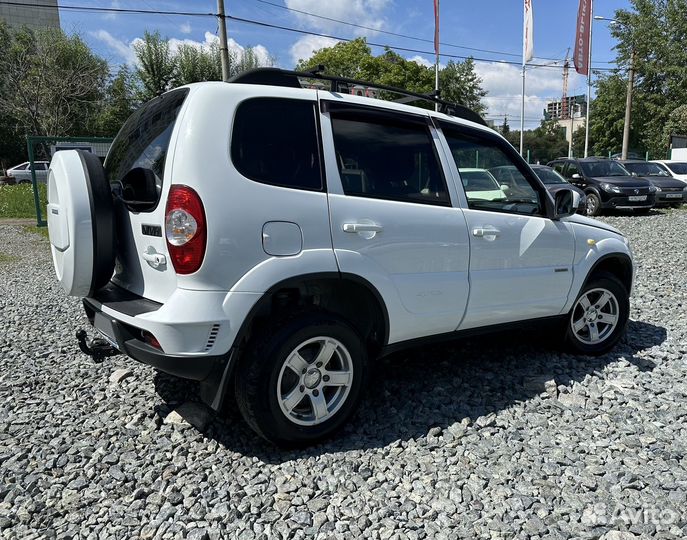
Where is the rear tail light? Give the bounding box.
[165,185,206,274]
[141,330,161,350]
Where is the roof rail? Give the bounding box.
[229,67,487,127]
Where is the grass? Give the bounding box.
[0,252,18,264]
[0,183,47,219]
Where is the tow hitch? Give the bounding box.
[76,329,120,363]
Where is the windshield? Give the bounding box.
[533,167,568,185]
[622,162,670,177]
[665,162,687,175]
[579,160,630,177]
[459,170,500,191]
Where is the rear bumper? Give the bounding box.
[83,297,222,381]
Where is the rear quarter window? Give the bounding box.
[231,98,323,191]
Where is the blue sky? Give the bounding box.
[59,0,633,128]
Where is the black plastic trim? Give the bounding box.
[583,253,634,293]
[379,315,567,358]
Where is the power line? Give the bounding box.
[0,0,619,71]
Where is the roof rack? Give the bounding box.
[230,67,487,127]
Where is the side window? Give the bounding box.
[15,163,28,171]
[552,161,566,175]
[231,98,322,191]
[566,162,579,179]
[440,123,542,215]
[329,113,449,205]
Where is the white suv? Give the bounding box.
[47,69,634,445]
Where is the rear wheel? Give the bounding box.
[564,273,629,355]
[234,312,368,446]
[585,192,601,216]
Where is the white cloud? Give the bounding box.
[475,61,586,129]
[290,35,340,66]
[285,0,389,34]
[90,30,137,65]
[408,55,433,68]
[180,22,192,34]
[93,30,272,69]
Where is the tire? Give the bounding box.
[564,272,629,355]
[234,312,368,446]
[585,192,601,216]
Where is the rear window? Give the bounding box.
[666,162,687,175]
[105,88,188,211]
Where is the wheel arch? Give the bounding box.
[584,252,633,294]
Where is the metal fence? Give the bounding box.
[27,136,113,227]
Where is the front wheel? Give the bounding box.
[234,313,368,446]
[564,273,629,355]
[585,192,601,216]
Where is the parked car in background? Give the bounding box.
[611,152,643,160]
[6,161,50,184]
[529,165,586,213]
[458,168,508,201]
[547,157,656,216]
[651,160,687,184]
[619,159,687,207]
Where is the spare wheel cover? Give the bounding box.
[47,150,115,297]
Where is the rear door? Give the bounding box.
[437,122,575,329]
[105,88,190,302]
[319,99,470,344]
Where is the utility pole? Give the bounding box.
[217,0,230,82]
[621,49,636,160]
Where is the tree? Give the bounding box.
[296,38,487,113]
[500,116,510,135]
[663,104,687,144]
[0,25,108,140]
[439,59,487,114]
[505,120,569,163]
[96,65,138,136]
[134,31,176,101]
[175,43,222,85]
[589,0,687,157]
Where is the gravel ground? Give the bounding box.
[1,210,686,540]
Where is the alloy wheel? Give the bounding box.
[570,287,620,345]
[276,336,354,426]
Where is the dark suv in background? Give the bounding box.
[618,159,687,207]
[547,157,656,216]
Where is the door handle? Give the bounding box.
[472,227,500,238]
[343,223,383,233]
[142,251,166,268]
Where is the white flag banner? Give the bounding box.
[523,0,534,63]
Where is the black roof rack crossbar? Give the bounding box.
[229,67,487,126]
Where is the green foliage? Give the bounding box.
[296,38,486,113]
[663,104,687,141]
[0,24,108,138]
[133,31,176,101]
[0,183,46,219]
[590,0,687,157]
[176,43,222,86]
[96,65,139,137]
[505,120,569,163]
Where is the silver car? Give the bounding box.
[6,161,50,184]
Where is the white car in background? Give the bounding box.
[6,161,50,184]
[651,160,687,184]
[458,168,507,201]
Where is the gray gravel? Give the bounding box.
[1,209,687,539]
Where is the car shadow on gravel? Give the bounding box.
[153,319,665,461]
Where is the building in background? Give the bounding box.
[544,95,587,146]
[0,0,60,30]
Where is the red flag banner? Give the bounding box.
[434,0,439,56]
[574,0,591,75]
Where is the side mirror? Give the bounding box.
[553,188,577,219]
[571,173,581,180]
[500,184,510,191]
[631,172,638,177]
